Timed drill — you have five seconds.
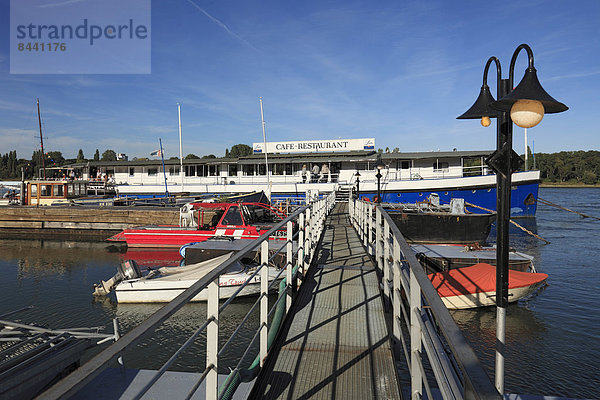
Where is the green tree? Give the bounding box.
[94,149,100,161]
[202,154,216,159]
[185,154,200,159]
[227,144,252,158]
[77,149,85,162]
[101,149,117,161]
[46,151,65,166]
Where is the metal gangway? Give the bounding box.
[350,198,500,400]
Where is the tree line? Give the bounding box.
[0,144,255,180]
[533,150,600,185]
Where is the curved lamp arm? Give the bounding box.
[509,43,534,87]
[483,56,502,98]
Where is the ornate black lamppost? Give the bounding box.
[457,43,567,393]
[354,171,361,199]
[375,154,384,203]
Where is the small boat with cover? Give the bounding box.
[93,252,283,303]
[429,263,548,309]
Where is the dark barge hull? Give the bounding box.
[388,211,496,245]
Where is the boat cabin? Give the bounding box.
[24,180,89,206]
[184,202,286,230]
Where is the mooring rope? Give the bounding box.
[538,197,600,221]
[464,201,551,244]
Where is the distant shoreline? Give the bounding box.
[540,182,600,188]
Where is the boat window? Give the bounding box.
[258,164,266,176]
[53,185,64,197]
[129,167,135,176]
[75,184,81,196]
[229,164,238,176]
[243,164,255,176]
[67,184,74,196]
[400,161,410,169]
[185,165,196,176]
[272,163,284,175]
[41,185,52,197]
[209,165,218,176]
[148,168,158,176]
[433,161,449,172]
[221,206,243,226]
[204,209,225,228]
[30,184,37,197]
[169,167,180,176]
[196,165,206,177]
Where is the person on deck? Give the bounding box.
[320,164,330,183]
[311,164,320,183]
[301,164,307,183]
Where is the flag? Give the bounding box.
[150,149,162,157]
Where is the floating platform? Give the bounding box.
[0,206,179,240]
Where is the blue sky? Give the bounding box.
[1,0,599,160]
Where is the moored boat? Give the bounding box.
[107,201,289,248]
[93,252,283,303]
[62,138,541,216]
[429,263,548,309]
[386,195,496,245]
[412,243,535,273]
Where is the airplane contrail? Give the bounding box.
[186,0,257,51]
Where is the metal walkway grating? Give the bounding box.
[250,203,401,399]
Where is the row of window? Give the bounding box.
[29,182,87,198]
[112,161,455,177]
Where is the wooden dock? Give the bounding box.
[0,206,179,239]
[250,202,401,399]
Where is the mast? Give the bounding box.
[178,103,184,190]
[159,138,169,198]
[259,97,268,178]
[37,98,45,179]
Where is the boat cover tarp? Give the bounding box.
[429,263,548,297]
[156,252,241,280]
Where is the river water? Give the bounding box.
[0,187,598,398]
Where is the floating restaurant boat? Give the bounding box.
[429,263,548,309]
[93,253,282,303]
[412,243,535,273]
[61,138,540,216]
[385,195,496,245]
[107,201,289,248]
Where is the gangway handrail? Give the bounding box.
[349,198,501,400]
[40,192,337,400]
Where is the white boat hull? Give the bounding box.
[440,282,545,310]
[115,269,280,303]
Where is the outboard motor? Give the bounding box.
[93,259,142,296]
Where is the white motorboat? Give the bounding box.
[93,252,282,303]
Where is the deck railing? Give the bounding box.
[40,192,337,400]
[349,199,501,400]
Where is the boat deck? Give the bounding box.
[249,202,401,399]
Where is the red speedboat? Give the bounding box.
[107,202,288,248]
